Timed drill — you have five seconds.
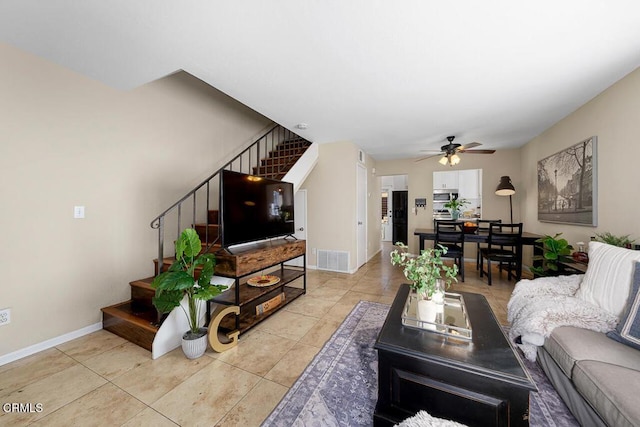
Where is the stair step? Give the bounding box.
[153,248,221,275]
[261,154,303,167]
[207,210,219,224]
[102,301,158,351]
[256,172,287,180]
[252,165,300,176]
[277,139,310,149]
[194,224,220,243]
[269,147,307,158]
[130,277,156,312]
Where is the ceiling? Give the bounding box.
[2,1,640,161]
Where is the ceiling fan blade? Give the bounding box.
[459,149,496,154]
[458,142,481,150]
[414,153,443,162]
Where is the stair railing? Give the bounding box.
[150,124,310,273]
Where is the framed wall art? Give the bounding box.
[537,136,597,226]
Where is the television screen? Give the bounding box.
[220,170,295,248]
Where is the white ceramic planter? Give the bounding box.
[417,299,437,324]
[181,328,208,359]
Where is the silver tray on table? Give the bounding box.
[401,291,473,340]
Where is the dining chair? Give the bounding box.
[475,219,502,270]
[479,222,523,285]
[435,220,465,282]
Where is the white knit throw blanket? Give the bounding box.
[507,274,618,361]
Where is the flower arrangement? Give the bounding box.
[390,242,458,297]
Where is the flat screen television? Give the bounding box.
[220,170,295,248]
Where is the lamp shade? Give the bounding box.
[495,176,515,196]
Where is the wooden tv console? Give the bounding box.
[206,239,306,341]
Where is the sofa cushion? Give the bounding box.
[573,360,640,427]
[607,261,640,350]
[574,242,640,318]
[544,326,640,378]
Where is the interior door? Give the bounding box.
[357,164,368,269]
[392,190,408,245]
[288,189,307,267]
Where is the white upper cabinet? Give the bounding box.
[458,169,480,200]
[433,171,459,189]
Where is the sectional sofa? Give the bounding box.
[508,242,640,427]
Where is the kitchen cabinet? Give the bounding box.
[433,171,459,189]
[458,169,480,200]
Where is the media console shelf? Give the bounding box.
[207,239,306,336]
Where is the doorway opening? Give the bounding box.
[380,175,408,245]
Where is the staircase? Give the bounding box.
[101,125,315,353]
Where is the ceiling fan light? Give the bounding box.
[450,154,461,165]
[439,156,448,165]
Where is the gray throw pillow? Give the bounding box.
[607,261,640,350]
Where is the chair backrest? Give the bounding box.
[477,219,502,232]
[488,222,523,250]
[435,221,464,246]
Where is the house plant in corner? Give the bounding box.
[151,228,226,359]
[390,242,458,323]
[444,197,469,220]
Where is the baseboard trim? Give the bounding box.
[0,322,103,367]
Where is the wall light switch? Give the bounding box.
[74,206,85,219]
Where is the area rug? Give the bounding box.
[262,301,579,427]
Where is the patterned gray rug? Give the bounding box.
[262,301,579,427]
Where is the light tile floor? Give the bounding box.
[0,243,525,426]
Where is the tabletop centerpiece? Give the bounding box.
[390,242,458,323]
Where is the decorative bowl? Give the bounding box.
[462,224,478,234]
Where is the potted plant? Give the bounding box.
[390,242,458,322]
[530,233,573,277]
[594,232,635,248]
[151,228,226,359]
[444,198,469,220]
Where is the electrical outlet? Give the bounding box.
[0,308,11,326]
[312,248,317,255]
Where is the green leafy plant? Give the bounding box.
[151,228,226,336]
[594,232,635,248]
[390,242,458,297]
[530,233,573,277]
[443,198,469,214]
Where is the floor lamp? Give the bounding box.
[495,176,515,223]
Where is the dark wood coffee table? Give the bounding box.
[374,284,536,427]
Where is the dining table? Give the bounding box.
[413,227,544,280]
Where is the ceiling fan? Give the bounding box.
[415,136,496,165]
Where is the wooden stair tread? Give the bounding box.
[102,301,158,332]
[130,277,154,290]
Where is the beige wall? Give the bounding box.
[375,149,521,255]
[0,43,271,357]
[301,142,381,271]
[522,67,640,247]
[302,142,357,269]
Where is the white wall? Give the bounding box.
[0,43,271,357]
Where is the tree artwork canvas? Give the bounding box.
[537,136,597,226]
